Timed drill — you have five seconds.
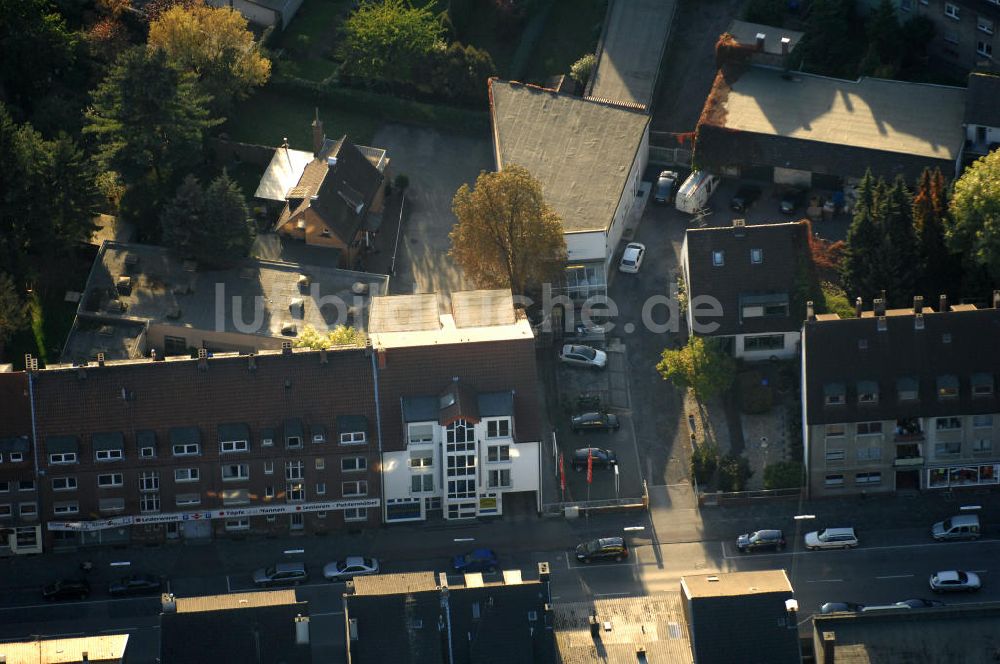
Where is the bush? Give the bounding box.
[570,53,596,86]
[821,281,855,318]
[763,461,805,490]
[718,454,752,493]
[738,371,774,414]
[691,443,719,486]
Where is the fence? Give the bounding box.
[699,487,804,507]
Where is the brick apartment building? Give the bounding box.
[0,369,42,555]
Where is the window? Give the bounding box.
[408,424,434,444]
[978,41,993,57]
[824,474,844,487]
[825,394,844,406]
[19,503,38,517]
[312,432,326,444]
[973,415,994,428]
[139,471,159,492]
[980,16,995,34]
[164,335,187,356]
[139,493,160,513]
[935,441,962,457]
[0,481,8,493]
[343,480,368,496]
[973,439,993,454]
[446,420,473,444]
[9,452,23,463]
[222,488,250,505]
[49,452,77,465]
[140,446,155,459]
[825,449,845,462]
[945,3,960,19]
[344,508,367,522]
[342,457,367,472]
[264,460,275,475]
[261,436,274,447]
[340,431,366,445]
[973,380,994,396]
[99,497,125,513]
[447,454,476,477]
[825,424,845,438]
[220,440,249,453]
[51,477,77,492]
[487,419,511,438]
[316,482,326,495]
[744,334,785,352]
[857,422,883,436]
[411,474,433,493]
[95,448,123,462]
[53,501,79,515]
[175,493,201,506]
[18,480,35,492]
[225,518,250,531]
[0,504,10,517]
[221,463,250,481]
[286,436,302,449]
[855,472,882,485]
[487,445,510,462]
[750,248,763,264]
[172,443,199,456]
[286,482,304,502]
[856,446,882,461]
[265,486,275,499]
[97,473,123,488]
[944,29,959,44]
[174,468,200,482]
[712,250,724,267]
[936,417,962,431]
[410,452,433,468]
[447,479,476,499]
[488,469,512,488]
[315,457,325,470]
[285,461,304,480]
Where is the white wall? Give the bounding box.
[605,126,650,271]
[565,231,607,263]
[734,331,800,360]
[506,441,540,494]
[206,0,278,27]
[966,124,999,143]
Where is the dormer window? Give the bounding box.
[857,380,879,404]
[896,377,918,401]
[712,250,725,267]
[937,375,959,400]
[750,248,763,264]
[972,373,994,397]
[824,383,846,406]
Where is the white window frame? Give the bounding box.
[340,431,366,445]
[408,423,434,444]
[286,482,305,502]
[973,438,993,453]
[175,493,201,506]
[264,461,274,475]
[18,480,35,492]
[53,501,79,515]
[0,481,9,493]
[316,482,326,495]
[52,477,78,492]
[97,473,124,488]
[487,444,511,463]
[286,436,303,449]
[312,433,327,444]
[140,493,161,513]
[750,248,763,264]
[342,457,367,472]
[980,16,995,34]
[140,446,156,459]
[712,250,724,267]
[945,3,960,19]
[488,468,512,488]
[824,474,845,488]
[172,443,200,457]
[225,518,250,531]
[855,472,882,485]
[139,471,159,492]
[411,474,433,493]
[315,457,325,470]
[261,436,274,447]
[174,468,200,483]
[977,40,993,57]
[221,463,250,482]
[220,439,249,453]
[343,480,368,497]
[9,452,23,463]
[825,449,846,462]
[344,508,367,522]
[973,415,994,428]
[0,504,11,518]
[19,502,38,517]
[409,452,433,468]
[49,452,77,465]
[265,486,275,499]
[95,448,123,462]
[285,461,304,480]
[486,419,511,439]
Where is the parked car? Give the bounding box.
[820,602,864,614]
[559,344,607,369]
[929,570,981,593]
[654,170,679,204]
[323,556,380,582]
[42,579,91,601]
[571,447,617,471]
[896,598,945,608]
[575,537,628,563]
[779,187,808,214]
[931,514,980,541]
[108,574,163,597]
[730,184,762,212]
[735,529,786,553]
[618,242,646,274]
[452,548,498,573]
[570,412,620,433]
[804,527,858,550]
[252,562,309,587]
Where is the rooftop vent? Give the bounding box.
[116,275,133,295]
[297,274,311,292]
[327,156,338,167]
[942,332,952,344]
[280,322,298,336]
[756,32,766,51]
[296,219,306,230]
[877,315,887,332]
[289,298,305,318]
[123,253,139,272]
[98,325,115,337]
[858,339,868,350]
[352,282,369,295]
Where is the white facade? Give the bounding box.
[382,416,539,522]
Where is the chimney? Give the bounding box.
[197,347,208,371]
[806,300,815,321]
[993,290,1000,309]
[913,295,923,314]
[311,108,324,156]
[877,315,887,332]
[880,289,887,306]
[732,218,746,236]
[248,354,257,371]
[281,340,293,355]
[854,297,862,318]
[538,561,550,583]
[161,592,177,613]
[294,615,310,645]
[97,352,105,367]
[785,599,798,629]
[780,36,790,55]
[377,348,387,369]
[939,294,948,312]
[319,348,328,365]
[81,653,88,662]
[589,613,600,639]
[873,298,885,317]
[822,631,836,664]
[755,32,766,51]
[150,348,157,362]
[915,313,924,330]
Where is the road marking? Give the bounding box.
[805,579,844,583]
[311,611,345,617]
[876,574,914,580]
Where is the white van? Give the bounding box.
[675,170,720,214]
[931,514,980,541]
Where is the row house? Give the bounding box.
[0,369,42,554]
[802,294,1000,497]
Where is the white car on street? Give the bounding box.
[559,344,607,369]
[323,556,380,582]
[929,570,980,593]
[804,527,858,550]
[618,243,645,273]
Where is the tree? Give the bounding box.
[450,165,567,297]
[860,0,902,77]
[763,461,805,490]
[656,337,736,400]
[913,167,956,298]
[717,454,752,493]
[293,325,363,349]
[160,172,253,268]
[798,0,860,79]
[0,272,29,348]
[743,0,785,27]
[148,3,271,113]
[879,176,918,306]
[341,0,445,83]
[570,53,596,86]
[690,443,719,486]
[947,149,1000,287]
[840,172,882,301]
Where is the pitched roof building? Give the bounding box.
[0,634,130,663]
[0,368,41,554]
[681,219,812,360]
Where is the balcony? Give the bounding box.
[893,431,925,443]
[894,456,924,468]
[894,418,923,442]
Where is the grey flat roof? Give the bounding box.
[61,318,146,366]
[720,68,965,161]
[490,80,649,234]
[589,0,676,107]
[451,290,515,328]
[368,293,440,333]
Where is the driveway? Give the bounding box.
[369,124,493,309]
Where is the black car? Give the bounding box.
[570,412,620,433]
[730,184,762,212]
[779,188,808,214]
[654,170,679,204]
[896,598,945,609]
[571,447,617,471]
[108,574,164,597]
[575,537,628,563]
[42,579,91,601]
[735,529,786,553]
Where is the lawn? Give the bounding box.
[521,0,607,85]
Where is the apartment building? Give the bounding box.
[0,367,42,554]
[802,294,1000,497]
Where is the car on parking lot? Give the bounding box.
[730,184,762,212]
[735,529,786,553]
[779,187,808,214]
[575,537,628,563]
[42,579,91,601]
[654,170,679,204]
[252,562,309,587]
[453,548,498,573]
[804,527,858,550]
[570,412,620,433]
[108,574,163,597]
[820,602,864,614]
[618,243,645,274]
[323,556,380,582]
[929,570,981,593]
[571,447,617,471]
[896,598,945,608]
[559,344,607,369]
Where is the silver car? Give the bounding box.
[252,562,308,587]
[559,344,607,369]
[929,570,981,593]
[804,527,858,550]
[323,556,380,582]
